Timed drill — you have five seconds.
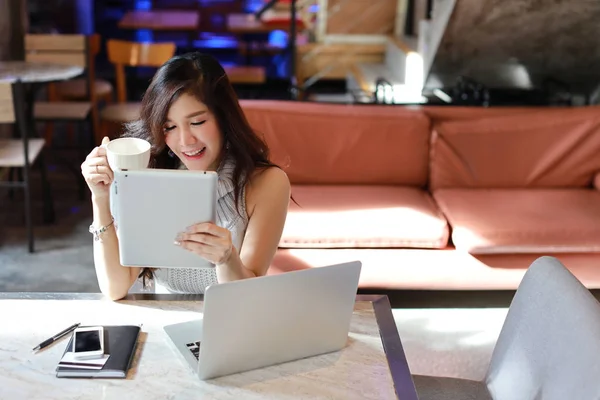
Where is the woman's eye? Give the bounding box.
[164,126,176,132]
[191,121,206,126]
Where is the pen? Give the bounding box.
[32,322,80,351]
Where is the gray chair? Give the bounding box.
[413,256,600,400]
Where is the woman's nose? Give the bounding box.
[179,127,196,146]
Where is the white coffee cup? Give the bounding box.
[103,138,151,171]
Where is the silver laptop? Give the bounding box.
[163,261,362,380]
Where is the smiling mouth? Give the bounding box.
[182,147,206,158]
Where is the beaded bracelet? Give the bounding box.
[88,217,115,242]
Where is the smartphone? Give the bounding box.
[72,326,104,359]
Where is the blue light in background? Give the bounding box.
[197,33,238,49]
[136,0,152,10]
[135,30,154,42]
[269,30,288,48]
[134,0,153,42]
[245,0,264,12]
[74,0,94,34]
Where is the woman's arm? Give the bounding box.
[92,197,141,300]
[177,166,291,281]
[217,167,291,281]
[82,140,141,301]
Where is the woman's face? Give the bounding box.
[163,92,223,171]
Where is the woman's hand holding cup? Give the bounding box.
[82,136,151,203]
[81,136,114,202]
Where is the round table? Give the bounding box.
[0,61,85,129]
[0,61,83,83]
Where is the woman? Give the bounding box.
[81,52,291,300]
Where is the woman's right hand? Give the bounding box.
[81,136,114,202]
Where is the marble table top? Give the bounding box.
[0,62,83,84]
[0,293,418,400]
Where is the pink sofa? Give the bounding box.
[241,100,600,290]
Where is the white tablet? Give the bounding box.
[110,168,218,269]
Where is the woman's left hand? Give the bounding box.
[175,222,233,265]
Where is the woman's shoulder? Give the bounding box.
[251,165,289,187]
[245,166,291,213]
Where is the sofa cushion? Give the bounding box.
[595,172,600,190]
[281,185,449,249]
[241,100,431,186]
[269,249,600,290]
[434,188,600,254]
[429,106,600,190]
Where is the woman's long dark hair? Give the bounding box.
[122,52,279,285]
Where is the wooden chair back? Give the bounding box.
[0,83,15,124]
[106,40,176,103]
[25,34,88,68]
[25,33,102,101]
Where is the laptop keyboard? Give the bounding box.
[186,341,201,360]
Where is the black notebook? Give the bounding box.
[56,325,141,378]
